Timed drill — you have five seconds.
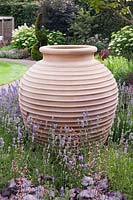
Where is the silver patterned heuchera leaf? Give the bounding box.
[97,178,109,191]
[81,176,94,186]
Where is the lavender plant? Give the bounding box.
[110,83,133,143]
[42,133,90,190]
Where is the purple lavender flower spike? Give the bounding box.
[35,169,39,175]
[60,186,65,197]
[130,97,133,105]
[0,137,4,149]
[78,154,84,163]
[81,163,88,169]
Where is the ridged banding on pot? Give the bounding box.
[19,45,118,145]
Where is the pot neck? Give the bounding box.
[39,45,97,63]
[43,53,95,63]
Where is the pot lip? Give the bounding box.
[39,45,97,54]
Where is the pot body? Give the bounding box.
[19,45,118,145]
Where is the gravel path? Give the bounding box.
[0,58,35,68]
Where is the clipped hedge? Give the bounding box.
[0,3,38,27]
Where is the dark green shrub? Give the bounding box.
[92,10,126,39]
[68,8,95,44]
[35,14,48,44]
[67,3,126,42]
[87,34,109,51]
[31,13,48,61]
[31,13,66,61]
[31,43,42,61]
[109,26,133,59]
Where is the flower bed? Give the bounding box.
[0,82,132,199]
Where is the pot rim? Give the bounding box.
[39,45,97,55]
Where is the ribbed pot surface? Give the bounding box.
[19,45,118,145]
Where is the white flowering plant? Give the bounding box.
[11,24,37,51]
[109,25,133,59]
[11,24,66,52]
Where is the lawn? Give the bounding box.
[0,61,28,86]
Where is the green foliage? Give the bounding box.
[87,35,109,52]
[0,44,29,59]
[0,2,38,27]
[0,48,29,59]
[97,56,133,143]
[110,84,133,143]
[109,26,133,59]
[92,10,126,39]
[47,30,66,45]
[11,24,37,51]
[88,0,118,12]
[11,23,66,61]
[35,13,48,45]
[0,44,14,51]
[102,56,133,83]
[69,8,95,44]
[97,145,133,200]
[68,4,126,42]
[87,0,132,13]
[31,43,42,61]
[32,12,66,60]
[86,0,133,25]
[31,13,48,61]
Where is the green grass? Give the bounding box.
[0,61,28,85]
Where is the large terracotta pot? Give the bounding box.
[19,45,118,145]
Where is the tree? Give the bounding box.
[69,8,95,43]
[80,0,133,25]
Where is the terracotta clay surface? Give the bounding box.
[19,45,118,145]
